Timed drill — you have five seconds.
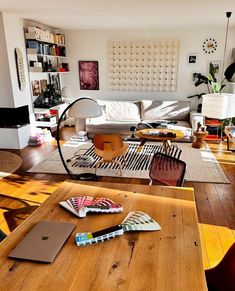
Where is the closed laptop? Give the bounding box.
[8,220,76,263]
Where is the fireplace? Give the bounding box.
[0,105,30,128]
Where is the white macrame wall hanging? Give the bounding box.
[108,40,180,91]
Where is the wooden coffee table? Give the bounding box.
[136,128,185,154]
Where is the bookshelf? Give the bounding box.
[24,24,70,131]
[25,24,69,74]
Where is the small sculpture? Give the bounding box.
[196,122,201,132]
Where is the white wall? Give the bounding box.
[0,13,33,149]
[0,14,14,107]
[64,27,235,110]
[2,13,33,112]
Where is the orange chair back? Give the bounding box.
[93,134,124,151]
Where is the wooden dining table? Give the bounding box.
[0,181,207,291]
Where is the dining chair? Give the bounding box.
[93,134,128,175]
[154,144,182,159]
[205,243,235,291]
[149,152,186,186]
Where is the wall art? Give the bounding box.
[208,60,222,81]
[108,40,180,92]
[78,61,99,90]
[15,47,26,91]
[187,54,197,65]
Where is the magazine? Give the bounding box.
[59,196,123,218]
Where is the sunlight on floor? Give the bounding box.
[199,223,235,269]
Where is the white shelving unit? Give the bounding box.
[24,25,70,132]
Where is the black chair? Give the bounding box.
[149,152,186,186]
[0,229,7,242]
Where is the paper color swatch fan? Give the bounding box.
[59,196,123,218]
[75,211,161,246]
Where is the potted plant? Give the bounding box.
[188,62,235,112]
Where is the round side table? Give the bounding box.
[192,131,208,149]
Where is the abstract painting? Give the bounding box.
[79,61,99,90]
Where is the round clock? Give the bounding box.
[202,38,217,54]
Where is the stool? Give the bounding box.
[192,131,208,149]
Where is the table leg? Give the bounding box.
[137,138,146,153]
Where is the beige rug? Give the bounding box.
[28,140,229,183]
[0,151,22,179]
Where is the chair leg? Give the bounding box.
[113,160,122,176]
[95,160,103,174]
[123,156,127,166]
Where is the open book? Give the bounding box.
[59,196,123,218]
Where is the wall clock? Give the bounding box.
[202,38,218,54]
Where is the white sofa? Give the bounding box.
[86,100,204,142]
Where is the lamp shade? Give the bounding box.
[68,97,102,118]
[61,87,71,99]
[202,93,235,119]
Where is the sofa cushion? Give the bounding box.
[102,101,141,122]
[141,100,190,121]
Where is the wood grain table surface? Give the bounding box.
[0,181,206,291]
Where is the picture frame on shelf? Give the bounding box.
[78,61,99,90]
[32,80,41,96]
[187,53,198,65]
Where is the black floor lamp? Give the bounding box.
[56,97,102,180]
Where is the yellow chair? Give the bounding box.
[93,134,128,175]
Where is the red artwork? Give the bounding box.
[79,61,99,90]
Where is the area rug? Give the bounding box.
[28,139,229,183]
[0,151,22,179]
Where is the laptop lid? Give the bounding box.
[8,221,76,263]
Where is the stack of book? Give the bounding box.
[28,134,44,146]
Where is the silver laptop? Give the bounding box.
[8,221,76,263]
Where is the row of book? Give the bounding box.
[27,41,66,57]
[26,26,65,45]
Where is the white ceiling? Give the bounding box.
[0,0,234,30]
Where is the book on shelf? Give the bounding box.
[59,196,123,218]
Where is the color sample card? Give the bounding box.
[59,196,123,218]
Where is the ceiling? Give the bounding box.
[0,0,234,30]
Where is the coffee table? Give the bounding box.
[136,128,185,154]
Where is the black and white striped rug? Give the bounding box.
[28,140,229,183]
[69,143,159,174]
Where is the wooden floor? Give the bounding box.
[0,127,234,270]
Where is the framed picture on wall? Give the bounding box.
[78,61,99,90]
[187,54,198,65]
[208,61,222,81]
